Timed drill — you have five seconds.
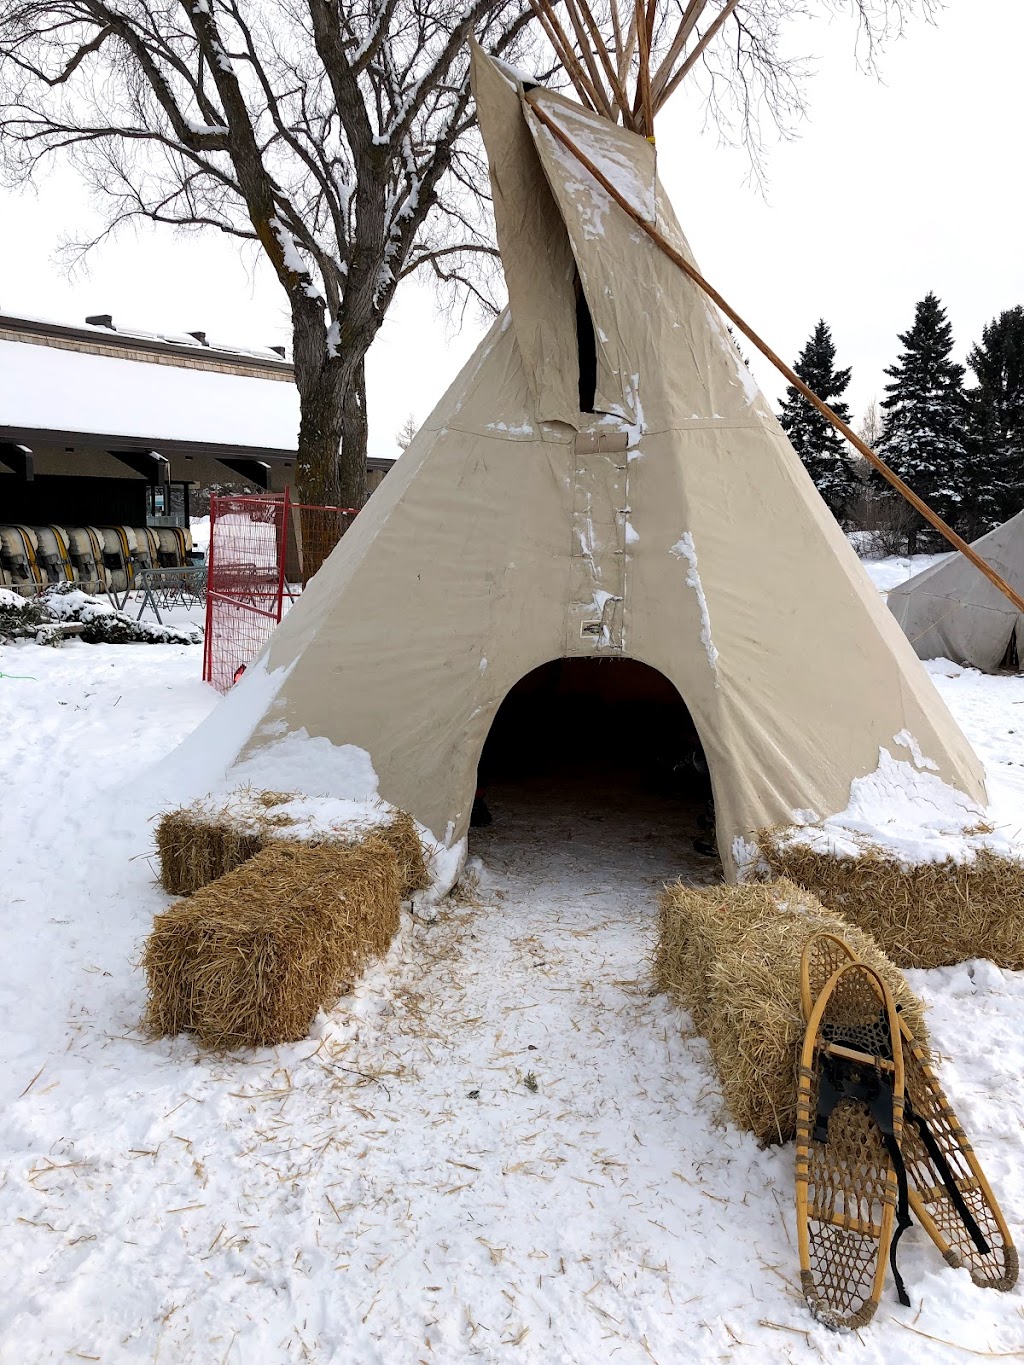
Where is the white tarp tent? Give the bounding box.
[888,510,1024,670]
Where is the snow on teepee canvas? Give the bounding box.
[160,44,985,882]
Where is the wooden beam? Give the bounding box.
[108,449,171,485]
[524,93,1024,618]
[217,458,273,490]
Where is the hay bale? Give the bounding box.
[154,791,429,899]
[143,834,401,1048]
[656,878,927,1145]
[377,809,431,896]
[758,838,1024,971]
[155,807,264,896]
[654,885,735,1034]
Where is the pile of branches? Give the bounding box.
[0,585,202,646]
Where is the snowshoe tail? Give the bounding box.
[801,933,1017,1294]
[796,960,908,1329]
[896,1024,1017,1291]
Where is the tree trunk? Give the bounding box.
[338,355,367,510]
[295,359,346,507]
[291,320,370,582]
[292,317,369,512]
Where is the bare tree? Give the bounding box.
[0,0,536,506]
[395,412,419,451]
[848,396,920,552]
[0,0,940,506]
[858,399,883,451]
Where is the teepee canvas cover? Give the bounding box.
[888,510,1024,670]
[224,47,984,877]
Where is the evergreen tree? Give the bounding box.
[964,306,1024,533]
[727,324,751,369]
[877,293,967,550]
[778,320,860,523]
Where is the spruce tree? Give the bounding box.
[964,306,1024,533]
[878,293,967,550]
[778,320,859,523]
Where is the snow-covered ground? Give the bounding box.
[189,514,210,555]
[861,551,951,596]
[1,630,1023,1362]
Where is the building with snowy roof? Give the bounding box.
[0,311,393,527]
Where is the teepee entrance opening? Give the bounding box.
[472,658,719,878]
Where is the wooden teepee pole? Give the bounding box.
[560,0,616,120]
[617,4,638,96]
[634,0,655,137]
[649,0,708,110]
[528,0,600,111]
[655,0,739,113]
[524,93,1024,616]
[573,0,636,127]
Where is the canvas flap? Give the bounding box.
[524,92,657,225]
[470,43,580,427]
[522,88,662,425]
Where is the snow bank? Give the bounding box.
[189,515,210,553]
[776,744,1024,867]
[148,715,464,901]
[3,621,1024,1359]
[851,544,953,596]
[181,787,394,846]
[0,585,202,645]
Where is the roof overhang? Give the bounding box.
[0,425,396,477]
[0,423,297,463]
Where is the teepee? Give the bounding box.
[888,509,1024,671]
[184,27,989,879]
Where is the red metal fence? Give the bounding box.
[202,489,358,692]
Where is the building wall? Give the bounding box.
[2,445,392,527]
[0,472,149,526]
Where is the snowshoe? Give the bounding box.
[796,960,910,1329]
[801,933,1017,1294]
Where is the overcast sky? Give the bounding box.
[1,0,1021,457]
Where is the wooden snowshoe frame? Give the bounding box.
[796,961,906,1329]
[801,933,1018,1294]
